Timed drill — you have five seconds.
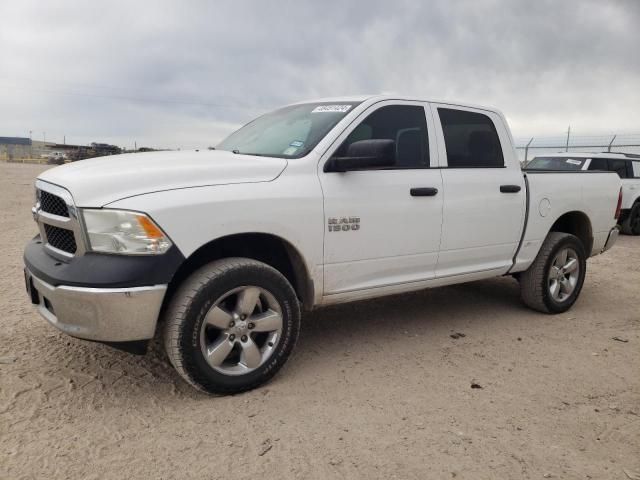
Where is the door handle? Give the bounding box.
[500,185,522,193]
[410,187,438,197]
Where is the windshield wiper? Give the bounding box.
[230,150,281,158]
[243,153,279,158]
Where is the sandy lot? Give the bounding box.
[0,161,638,479]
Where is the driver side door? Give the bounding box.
[318,101,444,297]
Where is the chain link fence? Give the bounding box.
[514,134,640,164]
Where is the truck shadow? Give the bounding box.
[296,275,523,356]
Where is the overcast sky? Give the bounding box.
[1,0,639,149]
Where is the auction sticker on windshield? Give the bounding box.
[282,146,299,155]
[312,105,352,113]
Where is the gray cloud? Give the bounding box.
[0,0,638,149]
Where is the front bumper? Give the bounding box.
[22,235,184,343]
[602,226,619,253]
[25,268,167,342]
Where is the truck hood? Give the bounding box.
[38,150,288,207]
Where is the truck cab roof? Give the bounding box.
[288,94,504,116]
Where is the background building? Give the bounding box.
[0,137,33,160]
[0,137,122,162]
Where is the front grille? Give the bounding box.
[35,182,84,258]
[40,190,69,217]
[44,224,77,254]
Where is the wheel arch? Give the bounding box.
[548,211,593,254]
[164,233,314,312]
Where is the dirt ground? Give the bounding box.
[0,162,638,480]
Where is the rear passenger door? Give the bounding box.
[590,158,640,209]
[607,159,631,179]
[431,104,526,277]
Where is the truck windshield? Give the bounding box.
[217,102,361,159]
[526,156,586,170]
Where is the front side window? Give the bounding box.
[333,105,430,168]
[438,108,504,168]
[527,156,587,170]
[217,102,360,158]
[633,161,640,178]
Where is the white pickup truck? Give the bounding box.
[24,95,622,394]
[527,152,640,235]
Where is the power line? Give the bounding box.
[0,81,262,111]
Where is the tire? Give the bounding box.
[163,258,301,395]
[620,203,640,235]
[519,232,587,314]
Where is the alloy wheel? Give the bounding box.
[199,286,283,376]
[547,247,580,302]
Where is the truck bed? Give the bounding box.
[511,170,621,272]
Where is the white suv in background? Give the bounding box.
[527,152,640,235]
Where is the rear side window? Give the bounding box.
[608,159,629,178]
[438,108,504,168]
[335,105,430,168]
[587,158,608,171]
[588,157,639,178]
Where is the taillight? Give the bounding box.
[614,187,623,220]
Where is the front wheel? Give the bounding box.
[519,232,587,314]
[164,258,301,394]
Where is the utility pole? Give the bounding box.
[607,134,617,152]
[63,135,66,145]
[565,125,571,152]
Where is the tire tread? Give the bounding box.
[520,232,585,314]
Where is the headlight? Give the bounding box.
[82,209,172,255]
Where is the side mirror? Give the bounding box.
[324,139,395,172]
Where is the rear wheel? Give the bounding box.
[164,258,301,395]
[620,203,640,235]
[519,232,587,313]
